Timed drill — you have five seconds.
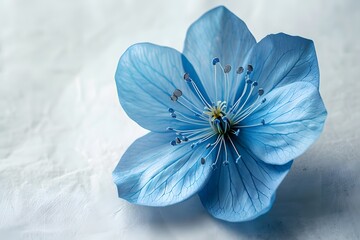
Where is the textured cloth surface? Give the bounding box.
[1,0,359,239]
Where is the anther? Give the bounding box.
[262,98,267,103]
[183,72,191,82]
[234,129,240,136]
[223,160,229,166]
[247,64,253,73]
[182,136,188,142]
[171,113,176,118]
[170,95,178,101]
[261,119,266,125]
[168,108,174,113]
[252,81,258,87]
[201,158,206,165]
[176,137,181,144]
[246,79,252,84]
[212,57,220,65]
[236,66,244,74]
[170,140,177,146]
[224,64,231,73]
[173,89,182,97]
[258,88,264,96]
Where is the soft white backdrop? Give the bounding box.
[1,0,360,239]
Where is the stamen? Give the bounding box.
[236,66,244,74]
[170,95,178,101]
[169,127,208,135]
[201,135,221,165]
[222,138,229,166]
[227,136,242,164]
[211,136,223,169]
[230,129,240,136]
[189,132,216,149]
[213,119,222,133]
[212,59,236,106]
[222,116,230,133]
[183,73,211,108]
[190,80,211,108]
[173,111,207,124]
[258,88,264,96]
[170,111,208,126]
[228,64,257,114]
[224,64,231,73]
[235,80,256,113]
[173,89,182,97]
[235,95,260,117]
[234,97,266,124]
[171,130,214,148]
[183,73,191,82]
[228,81,249,113]
[224,64,231,103]
[212,57,220,65]
[177,99,207,120]
[234,122,264,128]
[233,87,265,122]
[187,132,215,144]
[212,57,220,101]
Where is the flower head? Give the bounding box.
[113,6,327,222]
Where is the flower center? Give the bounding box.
[166,58,267,169]
[204,101,230,135]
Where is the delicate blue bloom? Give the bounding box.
[112,6,327,222]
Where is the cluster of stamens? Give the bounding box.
[166,57,267,169]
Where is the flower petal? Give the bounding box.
[183,6,256,101]
[244,33,320,93]
[240,82,327,165]
[112,132,216,206]
[199,139,292,222]
[230,33,320,109]
[116,43,208,132]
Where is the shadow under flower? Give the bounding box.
[125,140,360,239]
[135,194,207,227]
[220,141,360,239]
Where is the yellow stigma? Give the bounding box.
[204,101,227,121]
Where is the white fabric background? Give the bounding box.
[1,0,359,239]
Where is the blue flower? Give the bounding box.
[112,6,327,222]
